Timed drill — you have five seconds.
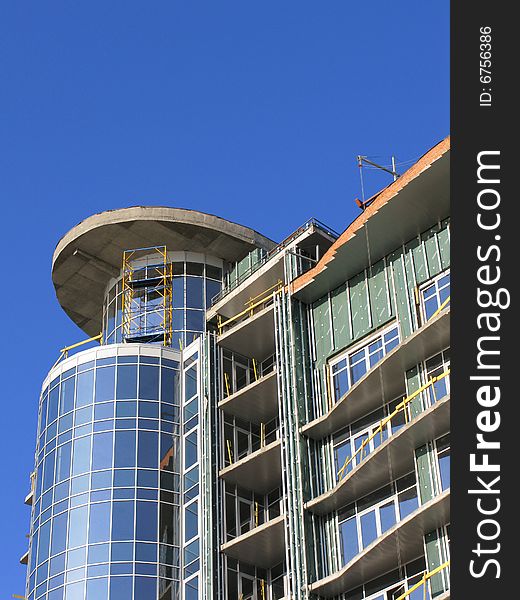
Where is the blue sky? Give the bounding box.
[0,1,448,595]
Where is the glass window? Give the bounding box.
[184,367,197,401]
[186,277,204,309]
[186,309,204,332]
[185,430,197,469]
[398,487,419,519]
[138,431,158,469]
[86,577,108,600]
[111,501,135,541]
[206,280,221,306]
[135,577,156,597]
[76,371,94,407]
[340,517,359,565]
[94,402,114,421]
[139,365,159,400]
[114,431,136,468]
[136,501,157,542]
[330,324,400,402]
[72,436,91,476]
[379,501,397,533]
[51,511,68,555]
[48,386,60,423]
[95,367,115,402]
[56,442,72,483]
[437,435,451,491]
[60,379,75,415]
[68,505,88,548]
[92,432,113,472]
[116,365,137,399]
[184,500,198,542]
[109,576,133,597]
[43,450,56,490]
[421,271,450,321]
[360,510,378,548]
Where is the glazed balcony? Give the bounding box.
[307,376,450,514]
[302,307,450,440]
[221,514,286,569]
[309,490,450,597]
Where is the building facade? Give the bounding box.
[22,137,450,600]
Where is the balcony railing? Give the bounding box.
[337,370,450,481]
[396,561,450,600]
[212,217,339,306]
[217,281,283,336]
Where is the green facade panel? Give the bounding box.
[368,258,393,327]
[330,284,351,351]
[349,271,371,339]
[423,225,443,279]
[438,219,451,271]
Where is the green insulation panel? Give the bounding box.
[438,219,451,270]
[423,225,443,279]
[415,442,437,504]
[406,366,425,418]
[368,258,393,327]
[349,271,371,339]
[425,528,450,597]
[330,284,351,350]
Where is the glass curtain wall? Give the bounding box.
[103,255,222,350]
[27,346,182,600]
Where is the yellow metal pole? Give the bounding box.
[224,373,231,397]
[226,440,233,465]
[252,358,258,381]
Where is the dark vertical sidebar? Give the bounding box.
[451,1,514,597]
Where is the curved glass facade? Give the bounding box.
[102,253,222,350]
[27,345,185,600]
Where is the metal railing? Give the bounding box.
[212,217,339,306]
[52,332,103,369]
[217,281,283,335]
[337,370,450,481]
[395,561,450,600]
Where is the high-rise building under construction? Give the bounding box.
[22,137,450,600]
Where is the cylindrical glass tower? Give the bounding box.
[24,207,275,600]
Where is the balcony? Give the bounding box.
[208,218,338,320]
[220,439,282,495]
[309,490,450,597]
[302,307,450,440]
[307,393,450,515]
[219,369,279,423]
[221,514,286,569]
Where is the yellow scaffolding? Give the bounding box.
[121,246,173,346]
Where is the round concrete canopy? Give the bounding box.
[52,206,276,337]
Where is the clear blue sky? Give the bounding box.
[0,1,448,595]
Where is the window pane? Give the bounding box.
[111,501,135,541]
[186,309,204,332]
[438,450,451,490]
[184,500,198,542]
[109,576,133,597]
[185,367,197,401]
[114,431,136,468]
[379,501,397,533]
[139,366,159,400]
[138,431,158,469]
[89,502,111,543]
[340,518,359,564]
[76,371,94,407]
[56,443,72,483]
[72,436,91,476]
[399,488,419,519]
[95,367,115,402]
[135,577,156,597]
[360,510,378,548]
[51,511,68,555]
[92,432,113,471]
[60,379,75,415]
[116,365,137,399]
[186,277,204,308]
[136,501,157,542]
[68,506,88,548]
[86,577,108,600]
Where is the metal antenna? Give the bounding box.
[356,155,400,210]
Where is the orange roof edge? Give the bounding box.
[290,135,450,295]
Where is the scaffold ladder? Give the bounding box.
[121,245,173,346]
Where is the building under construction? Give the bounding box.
[22,136,450,600]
